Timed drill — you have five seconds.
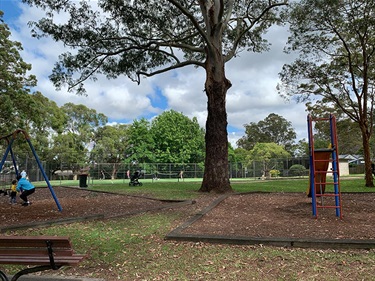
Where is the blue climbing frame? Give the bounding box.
[307,114,342,219]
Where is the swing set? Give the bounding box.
[0,129,62,211]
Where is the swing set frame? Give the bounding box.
[0,129,62,211]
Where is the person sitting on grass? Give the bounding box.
[16,173,35,206]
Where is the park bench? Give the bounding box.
[0,236,86,281]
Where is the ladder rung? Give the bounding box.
[313,181,339,184]
[317,206,341,209]
[316,193,340,197]
[308,114,342,219]
[311,117,330,121]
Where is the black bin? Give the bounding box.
[79,174,88,188]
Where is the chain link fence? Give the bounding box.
[46,157,312,182]
[1,155,362,188]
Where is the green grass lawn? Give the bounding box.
[9,177,375,280]
[36,175,373,200]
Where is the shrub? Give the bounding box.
[270,169,281,177]
[289,164,307,177]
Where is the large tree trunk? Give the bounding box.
[361,127,374,187]
[199,50,232,193]
[198,0,233,193]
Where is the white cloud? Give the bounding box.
[5,3,308,148]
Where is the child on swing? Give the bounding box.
[16,172,35,206]
[9,179,17,204]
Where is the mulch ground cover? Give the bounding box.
[0,187,374,243]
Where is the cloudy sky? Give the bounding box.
[1,1,308,147]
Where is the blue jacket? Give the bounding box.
[16,178,35,192]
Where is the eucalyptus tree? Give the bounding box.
[26,92,67,162]
[0,11,37,136]
[91,124,130,164]
[91,124,131,179]
[279,0,375,186]
[305,102,363,155]
[237,113,296,153]
[51,103,108,168]
[24,0,287,192]
[0,12,66,165]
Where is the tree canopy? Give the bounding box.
[279,0,375,186]
[23,0,287,193]
[0,11,39,135]
[248,142,290,178]
[237,113,296,153]
[151,110,205,164]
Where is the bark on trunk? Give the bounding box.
[361,128,374,187]
[198,0,233,193]
[199,56,232,193]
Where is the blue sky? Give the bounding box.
[0,1,308,146]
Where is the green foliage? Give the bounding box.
[126,118,155,164]
[22,1,287,92]
[0,12,38,135]
[248,143,291,178]
[150,110,205,164]
[91,124,130,164]
[279,0,375,185]
[249,142,291,161]
[292,139,309,157]
[22,0,288,192]
[237,113,296,153]
[49,103,108,168]
[289,164,307,177]
[306,102,363,155]
[269,169,280,177]
[233,148,251,163]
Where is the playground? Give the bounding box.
[0,182,375,280]
[1,186,375,243]
[0,123,375,279]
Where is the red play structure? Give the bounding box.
[307,115,342,219]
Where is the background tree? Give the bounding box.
[23,0,287,193]
[91,124,130,179]
[27,92,67,162]
[150,110,205,164]
[248,142,290,178]
[0,11,38,136]
[292,139,309,157]
[50,103,108,170]
[237,113,297,153]
[0,12,68,165]
[126,118,155,165]
[306,102,363,155]
[279,0,375,187]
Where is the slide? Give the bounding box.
[308,149,331,197]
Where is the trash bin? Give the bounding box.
[79,174,88,188]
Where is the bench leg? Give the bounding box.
[11,265,62,281]
[0,270,9,281]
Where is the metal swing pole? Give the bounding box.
[25,138,63,211]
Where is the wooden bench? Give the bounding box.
[0,236,86,281]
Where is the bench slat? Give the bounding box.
[0,256,85,265]
[0,236,72,248]
[0,236,86,281]
[0,248,74,256]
